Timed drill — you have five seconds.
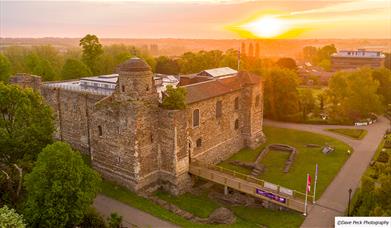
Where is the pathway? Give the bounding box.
[94,194,179,228]
[264,117,390,228]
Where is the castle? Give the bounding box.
[11,58,265,194]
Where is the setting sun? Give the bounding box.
[241,16,288,38]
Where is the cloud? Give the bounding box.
[290,0,389,15]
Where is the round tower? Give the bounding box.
[116,57,155,99]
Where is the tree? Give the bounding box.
[61,58,92,80]
[371,67,391,105]
[80,34,103,74]
[155,56,180,75]
[303,46,317,63]
[318,59,331,71]
[0,54,12,82]
[384,53,390,70]
[276,57,297,70]
[24,142,101,227]
[108,213,123,228]
[0,205,26,228]
[299,89,315,120]
[325,68,383,122]
[0,82,54,165]
[161,85,187,110]
[263,68,301,121]
[24,53,57,81]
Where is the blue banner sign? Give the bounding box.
[256,188,287,204]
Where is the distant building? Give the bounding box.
[331,49,385,71]
[10,58,265,195]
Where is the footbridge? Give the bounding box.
[189,162,313,214]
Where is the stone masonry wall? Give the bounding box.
[40,86,106,153]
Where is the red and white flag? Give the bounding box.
[307,175,311,193]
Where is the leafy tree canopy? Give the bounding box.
[155,56,180,75]
[162,85,187,110]
[24,142,101,227]
[80,34,103,74]
[325,68,383,122]
[0,205,26,228]
[263,68,301,121]
[276,57,297,70]
[0,54,12,82]
[61,58,92,80]
[0,83,54,165]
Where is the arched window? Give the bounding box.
[216,101,222,118]
[98,125,103,136]
[255,95,260,107]
[196,138,202,147]
[235,119,239,130]
[234,97,239,110]
[193,109,200,127]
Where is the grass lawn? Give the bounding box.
[101,180,260,227]
[155,191,219,218]
[219,126,351,199]
[326,128,367,140]
[154,183,304,228]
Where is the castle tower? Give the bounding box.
[91,57,160,192]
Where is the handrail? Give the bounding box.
[190,162,313,202]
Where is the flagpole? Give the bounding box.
[313,164,318,204]
[304,173,309,216]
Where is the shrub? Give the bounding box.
[79,207,107,228]
[384,140,391,149]
[377,151,389,163]
[161,85,187,110]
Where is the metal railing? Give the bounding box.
[44,83,113,96]
[191,161,313,202]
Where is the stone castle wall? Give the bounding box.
[40,86,106,153]
[9,64,265,196]
[9,73,42,91]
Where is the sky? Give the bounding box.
[0,0,390,39]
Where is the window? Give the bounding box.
[235,119,239,130]
[98,125,102,136]
[193,109,200,127]
[196,138,202,147]
[234,97,239,110]
[117,156,121,164]
[216,101,222,118]
[146,85,149,91]
[122,85,125,92]
[150,134,153,143]
[255,95,260,107]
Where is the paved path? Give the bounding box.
[264,117,390,228]
[94,194,178,228]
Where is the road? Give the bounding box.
[264,117,390,228]
[94,194,179,228]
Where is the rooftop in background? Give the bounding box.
[332,49,385,58]
[42,67,251,102]
[197,67,237,78]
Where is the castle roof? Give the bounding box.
[118,57,151,72]
[198,67,238,78]
[183,71,261,104]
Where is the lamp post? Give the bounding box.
[347,188,352,216]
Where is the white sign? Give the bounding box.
[264,182,278,191]
[279,187,293,196]
[335,217,391,228]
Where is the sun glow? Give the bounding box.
[241,16,288,38]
